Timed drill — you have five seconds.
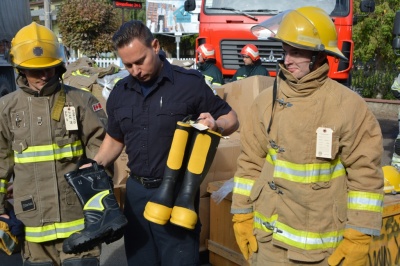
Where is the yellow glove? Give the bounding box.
[328,228,371,266]
[232,213,258,260]
[0,220,18,255]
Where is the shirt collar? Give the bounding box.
[126,55,174,93]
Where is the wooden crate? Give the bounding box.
[368,194,400,266]
[207,181,249,266]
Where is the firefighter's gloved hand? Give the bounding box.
[328,228,371,266]
[232,213,257,260]
[0,217,19,255]
[0,209,24,238]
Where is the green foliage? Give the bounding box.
[58,0,120,56]
[352,62,397,99]
[352,0,400,98]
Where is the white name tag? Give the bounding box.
[64,106,78,131]
[316,127,333,159]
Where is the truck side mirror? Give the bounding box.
[360,0,375,13]
[184,0,196,12]
[393,11,400,56]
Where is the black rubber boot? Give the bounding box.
[143,121,193,225]
[62,161,128,254]
[170,128,221,229]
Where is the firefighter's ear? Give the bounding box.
[152,39,160,54]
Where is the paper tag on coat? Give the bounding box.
[64,106,78,131]
[316,127,333,158]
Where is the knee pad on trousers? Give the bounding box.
[62,257,99,266]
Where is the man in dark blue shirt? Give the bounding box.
[93,20,239,266]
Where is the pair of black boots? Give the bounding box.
[144,121,221,229]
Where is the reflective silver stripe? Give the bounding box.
[348,191,384,212]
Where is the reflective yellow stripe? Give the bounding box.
[72,70,90,78]
[348,191,384,213]
[254,211,278,231]
[25,218,84,243]
[79,87,90,92]
[84,190,109,211]
[0,179,7,193]
[267,149,346,183]
[14,140,83,163]
[254,211,343,250]
[273,221,343,250]
[204,75,213,83]
[233,176,255,197]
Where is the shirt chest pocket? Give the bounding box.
[156,103,188,137]
[115,107,138,133]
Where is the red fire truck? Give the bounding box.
[184,0,375,85]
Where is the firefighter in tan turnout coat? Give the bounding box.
[0,22,108,265]
[231,7,384,266]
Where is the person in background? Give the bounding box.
[91,20,239,266]
[231,44,269,82]
[390,74,400,170]
[197,44,224,87]
[231,7,384,265]
[0,22,108,265]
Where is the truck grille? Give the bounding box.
[220,40,284,73]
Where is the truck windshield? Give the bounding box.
[203,0,350,17]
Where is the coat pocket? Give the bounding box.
[13,195,38,225]
[12,140,28,154]
[156,103,188,137]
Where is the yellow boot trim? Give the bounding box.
[170,206,197,230]
[143,202,172,225]
[167,122,192,170]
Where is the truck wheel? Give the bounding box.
[0,76,13,97]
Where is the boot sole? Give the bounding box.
[63,215,128,254]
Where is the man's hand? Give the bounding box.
[232,213,258,260]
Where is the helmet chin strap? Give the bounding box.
[309,52,319,71]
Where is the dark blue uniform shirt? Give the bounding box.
[106,58,232,179]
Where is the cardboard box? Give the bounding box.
[221,76,275,131]
[113,149,129,185]
[113,184,126,211]
[213,86,225,99]
[200,131,241,197]
[207,180,249,266]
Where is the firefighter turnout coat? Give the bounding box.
[0,73,107,243]
[231,63,384,262]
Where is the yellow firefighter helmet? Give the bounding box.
[382,165,400,194]
[251,6,347,60]
[10,22,64,69]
